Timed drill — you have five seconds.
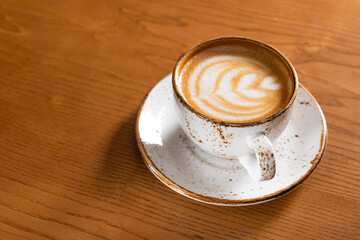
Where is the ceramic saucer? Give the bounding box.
[136,74,327,206]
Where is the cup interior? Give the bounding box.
[172,37,298,126]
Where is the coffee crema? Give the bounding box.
[177,43,293,123]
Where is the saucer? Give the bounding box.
[136,74,327,206]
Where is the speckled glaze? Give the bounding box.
[172,38,298,181]
[173,90,293,158]
[136,74,327,206]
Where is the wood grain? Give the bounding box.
[0,0,359,239]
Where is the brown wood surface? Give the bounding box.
[0,0,359,239]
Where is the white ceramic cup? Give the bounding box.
[172,37,298,181]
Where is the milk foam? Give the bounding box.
[178,45,292,123]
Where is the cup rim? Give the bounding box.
[172,37,299,127]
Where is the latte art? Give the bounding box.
[178,45,292,123]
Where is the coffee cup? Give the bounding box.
[172,37,298,181]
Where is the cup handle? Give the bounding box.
[238,135,276,181]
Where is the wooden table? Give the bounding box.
[0,0,359,239]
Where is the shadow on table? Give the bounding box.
[97,112,159,190]
[95,110,301,238]
[198,186,303,238]
[94,113,161,201]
